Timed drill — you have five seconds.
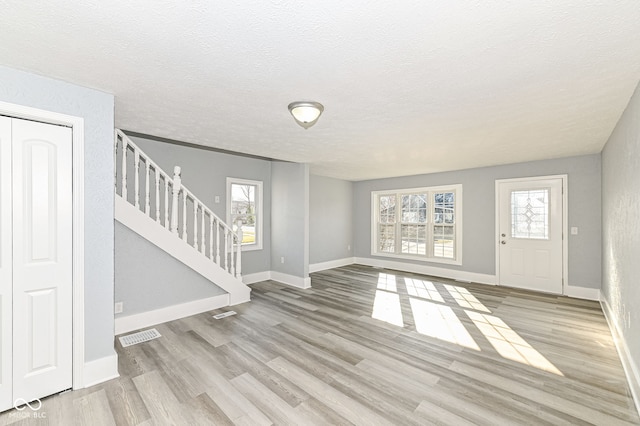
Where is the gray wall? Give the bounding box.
[601,79,640,370]
[309,175,353,264]
[271,162,309,278]
[114,222,225,317]
[354,154,602,290]
[0,66,115,362]
[129,135,272,274]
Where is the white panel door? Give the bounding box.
[0,117,13,411]
[497,178,563,294]
[11,118,73,404]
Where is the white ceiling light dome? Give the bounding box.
[288,101,324,129]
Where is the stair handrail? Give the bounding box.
[114,129,242,278]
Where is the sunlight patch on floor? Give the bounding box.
[444,284,491,313]
[410,298,480,350]
[372,290,404,327]
[377,273,398,292]
[405,278,444,302]
[465,310,563,376]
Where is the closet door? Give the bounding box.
[11,118,73,403]
[0,117,13,411]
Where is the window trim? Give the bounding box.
[371,184,463,265]
[226,177,263,251]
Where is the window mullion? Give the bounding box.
[427,190,432,258]
[394,194,401,255]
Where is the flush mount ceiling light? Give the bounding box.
[288,101,324,129]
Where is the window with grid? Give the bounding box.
[372,185,461,263]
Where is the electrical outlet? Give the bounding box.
[347,244,351,251]
[114,302,123,314]
[215,196,220,203]
[280,257,285,264]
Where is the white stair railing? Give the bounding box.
[114,129,241,279]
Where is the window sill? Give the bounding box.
[241,244,262,252]
[371,251,462,266]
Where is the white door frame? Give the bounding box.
[0,101,85,390]
[495,174,568,295]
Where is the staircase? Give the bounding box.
[114,130,251,306]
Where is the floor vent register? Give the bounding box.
[213,311,236,319]
[119,328,162,347]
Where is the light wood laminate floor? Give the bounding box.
[1,265,638,425]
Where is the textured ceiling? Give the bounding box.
[1,1,640,180]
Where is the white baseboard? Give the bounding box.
[600,296,640,414]
[565,285,600,301]
[270,271,312,289]
[354,257,496,285]
[242,271,272,285]
[241,270,311,289]
[309,257,356,273]
[115,294,229,335]
[83,352,119,388]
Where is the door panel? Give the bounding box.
[26,288,57,375]
[12,118,72,403]
[0,117,13,411]
[498,178,563,294]
[27,142,57,262]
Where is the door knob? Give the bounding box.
[501,233,506,237]
[501,241,506,244]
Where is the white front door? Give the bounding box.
[0,117,73,410]
[497,177,564,294]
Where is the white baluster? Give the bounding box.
[209,216,214,260]
[121,137,128,200]
[236,236,242,278]
[145,162,151,215]
[164,179,170,229]
[235,218,243,279]
[229,230,235,277]
[201,209,205,253]
[224,230,229,272]
[193,201,198,249]
[215,219,221,266]
[170,166,181,234]
[182,193,188,241]
[134,151,140,209]
[155,170,160,223]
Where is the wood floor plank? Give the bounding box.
[103,377,151,426]
[230,372,308,425]
[293,397,353,426]
[180,358,272,425]
[414,399,478,426]
[182,393,235,426]
[216,341,311,408]
[267,356,393,426]
[72,389,117,426]
[131,370,196,425]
